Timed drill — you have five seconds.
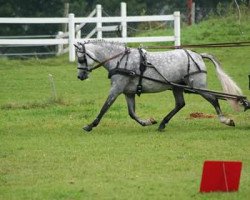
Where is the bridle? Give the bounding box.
[75,42,130,72]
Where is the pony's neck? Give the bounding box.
[90,42,126,70]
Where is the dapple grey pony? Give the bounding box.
[74,40,244,132]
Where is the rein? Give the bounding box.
[76,43,130,72]
[88,51,128,72]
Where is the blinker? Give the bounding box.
[78,57,86,64]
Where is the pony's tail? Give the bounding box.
[201,53,242,111]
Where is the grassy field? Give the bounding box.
[1,13,250,200]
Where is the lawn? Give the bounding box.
[0,12,250,200]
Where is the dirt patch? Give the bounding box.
[187,112,215,119]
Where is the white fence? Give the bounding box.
[0,2,180,62]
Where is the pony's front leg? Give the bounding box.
[83,88,120,132]
[125,94,157,126]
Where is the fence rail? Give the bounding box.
[0,39,68,46]
[0,18,68,24]
[0,2,181,62]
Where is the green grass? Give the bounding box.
[1,13,250,200]
[135,7,250,46]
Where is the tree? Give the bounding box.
[0,0,64,36]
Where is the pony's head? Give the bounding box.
[74,42,95,80]
[74,40,128,81]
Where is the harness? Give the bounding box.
[75,43,250,111]
[183,49,207,82]
[136,48,153,96]
[76,43,207,96]
[108,48,207,96]
[76,43,129,72]
[108,47,155,96]
[108,47,132,78]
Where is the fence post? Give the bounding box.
[68,13,75,62]
[63,2,69,33]
[121,2,127,40]
[96,4,102,39]
[174,11,181,47]
[187,0,192,25]
[191,2,195,24]
[56,31,64,56]
[76,25,81,40]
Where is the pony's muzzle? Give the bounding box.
[77,74,88,81]
[77,75,83,80]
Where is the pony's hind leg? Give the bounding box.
[158,88,185,131]
[125,94,157,126]
[188,73,235,126]
[200,92,235,126]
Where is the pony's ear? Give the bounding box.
[74,43,81,50]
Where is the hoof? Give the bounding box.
[149,118,157,125]
[220,116,235,127]
[241,99,250,111]
[83,125,92,132]
[228,119,235,127]
[157,128,165,132]
[157,124,165,132]
[141,118,157,126]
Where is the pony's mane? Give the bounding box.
[85,39,126,48]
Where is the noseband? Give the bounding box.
[75,43,130,72]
